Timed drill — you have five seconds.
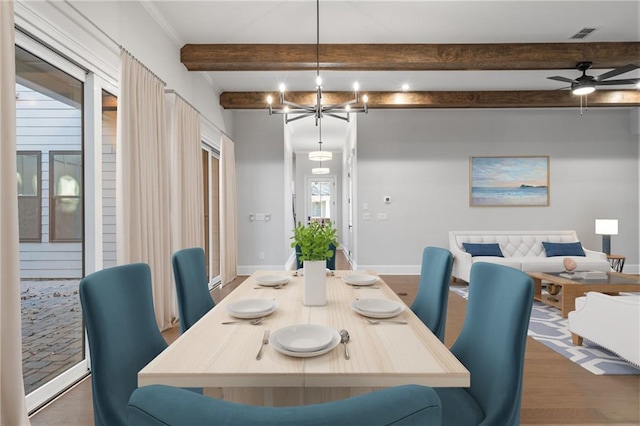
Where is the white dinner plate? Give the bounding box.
[351,298,405,319]
[342,274,379,286]
[270,326,341,358]
[276,324,335,352]
[226,299,278,319]
[255,275,291,286]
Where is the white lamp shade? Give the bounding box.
[312,167,330,175]
[309,151,332,162]
[595,219,618,235]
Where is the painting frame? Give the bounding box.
[469,156,550,207]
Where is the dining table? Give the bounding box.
[138,270,470,406]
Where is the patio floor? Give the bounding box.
[21,279,83,395]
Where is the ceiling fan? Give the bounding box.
[547,62,639,95]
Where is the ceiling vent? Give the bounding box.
[570,28,597,39]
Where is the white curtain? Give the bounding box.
[0,1,31,424]
[168,94,204,253]
[116,51,173,330]
[220,134,237,286]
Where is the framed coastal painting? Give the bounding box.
[469,156,549,207]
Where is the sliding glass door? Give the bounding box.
[202,145,221,287]
[16,34,117,413]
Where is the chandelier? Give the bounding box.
[311,119,330,174]
[266,0,368,125]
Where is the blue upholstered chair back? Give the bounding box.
[127,384,442,426]
[172,247,215,333]
[452,262,534,425]
[410,246,453,342]
[79,263,168,426]
[295,242,337,270]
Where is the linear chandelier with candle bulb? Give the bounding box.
[311,118,330,173]
[266,0,368,125]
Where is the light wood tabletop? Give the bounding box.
[138,270,470,406]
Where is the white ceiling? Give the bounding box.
[148,1,640,151]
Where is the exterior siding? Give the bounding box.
[102,109,117,268]
[16,84,83,279]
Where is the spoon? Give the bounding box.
[221,317,265,325]
[339,329,350,360]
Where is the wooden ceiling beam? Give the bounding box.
[220,90,640,109]
[182,42,640,71]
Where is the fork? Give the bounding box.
[256,330,270,360]
[221,317,265,325]
[366,319,408,325]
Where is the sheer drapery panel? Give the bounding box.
[0,1,31,423]
[168,94,204,253]
[220,134,237,286]
[116,50,173,330]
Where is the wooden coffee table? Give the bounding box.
[528,271,640,318]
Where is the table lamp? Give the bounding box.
[595,219,618,255]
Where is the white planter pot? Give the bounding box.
[303,260,327,306]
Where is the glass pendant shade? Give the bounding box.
[309,150,332,161]
[312,167,330,175]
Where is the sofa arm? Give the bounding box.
[569,292,640,367]
[449,234,472,282]
[583,248,608,261]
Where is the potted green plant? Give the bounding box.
[290,220,338,306]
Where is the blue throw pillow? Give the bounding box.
[462,243,504,257]
[542,241,586,257]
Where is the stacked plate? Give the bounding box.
[226,298,278,319]
[255,275,290,287]
[269,324,341,358]
[342,274,378,286]
[351,298,405,319]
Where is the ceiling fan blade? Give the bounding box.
[547,76,577,84]
[596,64,639,81]
[595,78,640,86]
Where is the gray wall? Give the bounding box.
[232,108,640,274]
[356,108,639,273]
[233,111,287,273]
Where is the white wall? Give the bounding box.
[355,108,639,273]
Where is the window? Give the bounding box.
[17,151,42,241]
[49,151,83,242]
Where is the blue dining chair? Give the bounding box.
[410,246,454,342]
[434,262,534,426]
[172,247,215,333]
[127,384,442,426]
[80,263,169,426]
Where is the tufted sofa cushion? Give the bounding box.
[449,231,611,282]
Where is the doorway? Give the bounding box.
[305,175,336,225]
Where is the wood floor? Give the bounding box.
[30,251,639,425]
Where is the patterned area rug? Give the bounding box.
[450,286,640,375]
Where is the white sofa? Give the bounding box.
[569,292,640,367]
[449,230,611,282]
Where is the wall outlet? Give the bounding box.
[363,212,371,221]
[259,252,265,259]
